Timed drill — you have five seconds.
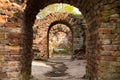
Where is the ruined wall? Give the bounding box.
[33,12,85,60]
[0,0,120,80]
[84,1,120,80]
[0,0,23,79]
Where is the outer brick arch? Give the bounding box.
[33,12,84,60]
[0,0,120,80]
[22,0,120,79]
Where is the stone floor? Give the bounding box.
[31,57,87,80]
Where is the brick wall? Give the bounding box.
[0,0,119,80]
[33,12,85,60]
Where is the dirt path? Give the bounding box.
[31,58,87,80]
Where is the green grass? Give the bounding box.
[53,49,68,54]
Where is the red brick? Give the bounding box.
[99,28,112,34]
[0,15,6,26]
[0,34,5,38]
[100,51,112,56]
[5,55,21,61]
[100,56,116,61]
[9,50,19,55]
[5,23,18,28]
[6,39,20,45]
[0,51,8,55]
[8,72,20,78]
[0,72,7,78]
[112,40,120,45]
[101,45,119,51]
[8,61,20,66]
[7,33,21,39]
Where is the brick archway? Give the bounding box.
[47,23,72,59]
[47,21,73,59]
[33,12,84,60]
[0,0,120,80]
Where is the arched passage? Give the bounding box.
[0,0,120,80]
[33,12,84,60]
[22,1,120,79]
[47,22,73,59]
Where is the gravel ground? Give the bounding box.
[31,57,87,80]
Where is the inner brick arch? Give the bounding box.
[21,0,120,80]
[47,21,73,59]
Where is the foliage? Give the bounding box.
[37,3,82,19]
[53,48,68,54]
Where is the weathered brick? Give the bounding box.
[99,33,118,40]
[100,39,111,45]
[101,45,119,51]
[0,62,7,66]
[112,27,120,34]
[99,28,112,34]
[111,61,120,67]
[6,33,21,39]
[100,56,116,61]
[117,57,120,61]
[8,61,20,67]
[9,50,19,55]
[0,72,7,78]
[111,73,120,79]
[0,33,5,38]
[112,40,120,45]
[0,55,4,61]
[98,61,110,66]
[5,23,18,28]
[5,55,21,61]
[98,66,108,72]
[6,28,21,33]
[111,51,120,57]
[0,51,7,55]
[6,39,20,46]
[0,15,6,27]
[3,66,20,72]
[100,51,112,56]
[7,72,20,78]
[5,46,20,50]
